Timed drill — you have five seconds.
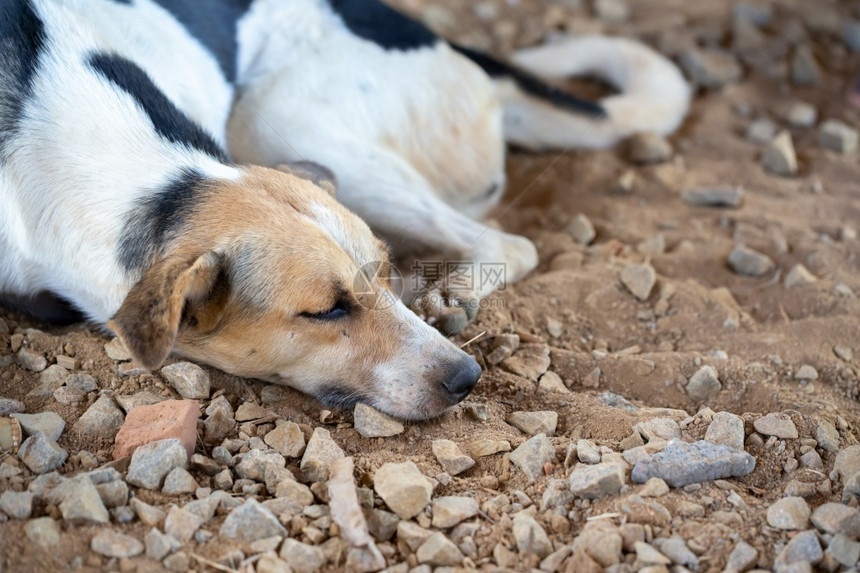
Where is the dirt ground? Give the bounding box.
[2,0,860,572]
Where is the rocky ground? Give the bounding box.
[3,0,860,572]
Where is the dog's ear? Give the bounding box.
[276,161,338,197]
[108,251,225,370]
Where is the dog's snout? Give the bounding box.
[442,357,482,403]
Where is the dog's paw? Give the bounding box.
[411,286,480,336]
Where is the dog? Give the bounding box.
[0,0,690,419]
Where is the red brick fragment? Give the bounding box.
[113,399,199,460]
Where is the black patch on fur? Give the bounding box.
[316,385,365,410]
[454,45,606,118]
[0,291,86,325]
[327,0,437,50]
[0,0,46,158]
[118,169,207,272]
[89,52,228,161]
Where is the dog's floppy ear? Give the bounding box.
[276,161,338,197]
[108,251,224,370]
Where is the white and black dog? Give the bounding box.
[0,0,689,418]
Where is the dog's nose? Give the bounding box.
[442,358,482,403]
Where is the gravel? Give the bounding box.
[264,421,306,458]
[680,49,743,88]
[126,438,188,490]
[74,394,125,439]
[161,362,211,399]
[300,428,345,482]
[24,517,61,547]
[164,506,204,543]
[754,413,798,439]
[374,461,433,519]
[431,440,475,475]
[767,497,811,529]
[416,532,464,567]
[219,499,286,541]
[59,475,109,525]
[620,262,657,301]
[791,45,821,85]
[431,496,479,528]
[729,245,776,277]
[144,528,181,560]
[686,365,722,402]
[10,412,65,442]
[90,530,144,558]
[627,132,673,164]
[775,529,822,568]
[353,403,404,438]
[506,410,558,436]
[509,433,555,482]
[512,513,553,559]
[761,130,798,176]
[819,119,859,154]
[569,462,627,499]
[681,186,744,208]
[18,432,68,474]
[566,214,596,246]
[631,440,756,487]
[704,411,745,450]
[0,490,34,519]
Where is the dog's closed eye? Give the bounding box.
[301,298,352,321]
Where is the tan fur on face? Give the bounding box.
[111,166,476,419]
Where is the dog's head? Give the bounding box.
[108,165,480,419]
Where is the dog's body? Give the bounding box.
[0,0,690,418]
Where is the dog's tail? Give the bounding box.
[456,36,691,151]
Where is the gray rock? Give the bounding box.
[635,541,671,565]
[59,475,110,525]
[164,505,203,543]
[686,365,722,402]
[11,412,65,442]
[729,245,775,277]
[819,119,859,154]
[264,421,306,458]
[705,411,745,450]
[631,440,755,487]
[795,364,819,381]
[768,497,810,530]
[639,477,670,497]
[775,529,822,567]
[353,403,404,438]
[577,439,601,464]
[213,468,233,490]
[53,385,85,405]
[501,343,551,382]
[566,214,596,245]
[845,19,860,51]
[67,373,97,393]
[681,186,744,208]
[74,395,124,439]
[537,371,570,394]
[431,496,479,528]
[786,102,818,128]
[620,262,657,301]
[594,0,629,23]
[827,534,860,567]
[104,338,132,361]
[130,497,166,527]
[163,551,190,572]
[25,517,61,547]
[0,397,25,416]
[90,530,144,558]
[18,433,68,474]
[116,391,166,414]
[506,411,558,436]
[431,440,475,476]
[279,539,326,573]
[374,461,432,519]
[144,528,180,560]
[726,540,758,572]
[628,132,673,164]
[0,491,34,519]
[747,118,777,144]
[203,408,235,445]
[160,362,210,400]
[510,433,555,482]
[162,467,199,494]
[96,480,129,508]
[512,513,553,559]
[634,418,681,442]
[791,46,821,86]
[127,438,188,490]
[17,348,47,372]
[811,503,860,535]
[365,508,399,542]
[416,532,464,567]
[235,448,286,482]
[680,49,742,88]
[300,428,345,482]
[762,131,798,176]
[835,445,860,483]
[569,462,627,499]
[754,413,798,439]
[734,2,773,26]
[800,449,823,468]
[653,536,699,568]
[785,265,817,288]
[220,499,287,541]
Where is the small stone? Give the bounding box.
[537,371,569,394]
[704,411,745,450]
[635,542,671,565]
[653,536,699,568]
[754,413,798,439]
[812,503,860,535]
[220,498,287,541]
[373,461,432,519]
[213,468,233,490]
[513,513,553,559]
[96,480,129,508]
[163,551,190,572]
[727,540,758,572]
[234,402,270,422]
[365,508,398,542]
[510,433,555,482]
[115,392,166,414]
[785,265,818,288]
[775,529,822,567]
[53,385,85,404]
[682,186,744,208]
[686,365,722,402]
[0,491,34,519]
[734,2,773,26]
[501,343,551,382]
[397,521,433,552]
[680,49,743,88]
[145,528,180,560]
[279,539,326,573]
[264,421,306,458]
[275,480,314,513]
[416,532,464,567]
[18,432,67,474]
[353,403,404,438]
[768,497,811,529]
[639,477,670,497]
[786,102,818,128]
[0,397,25,416]
[300,428,345,482]
[816,421,840,452]
[74,395,124,440]
[59,475,110,525]
[105,338,132,361]
[834,346,854,362]
[506,411,558,436]
[620,263,657,301]
[627,132,673,164]
[126,438,188,490]
[130,498,166,527]
[25,517,61,547]
[566,214,596,245]
[835,445,860,482]
[761,131,798,176]
[729,245,775,277]
[162,467,199,494]
[11,412,65,442]
[203,409,235,445]
[164,506,203,543]
[747,118,777,144]
[91,530,144,558]
[235,448,286,481]
[577,439,601,464]
[819,119,859,154]
[160,362,210,399]
[634,418,681,442]
[846,19,860,51]
[467,439,511,458]
[113,400,198,460]
[431,496,478,528]
[631,440,755,487]
[828,534,860,567]
[431,440,475,476]
[792,45,821,86]
[17,348,47,372]
[569,462,626,499]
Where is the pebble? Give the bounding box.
[754,413,798,439]
[747,118,777,144]
[431,496,479,528]
[704,411,745,450]
[819,119,859,154]
[416,532,464,567]
[163,551,190,572]
[0,397,25,416]
[160,362,210,399]
[126,438,188,490]
[279,539,326,573]
[835,445,860,483]
[53,385,85,404]
[510,433,555,482]
[164,506,203,543]
[275,480,314,513]
[203,408,236,445]
[635,541,671,565]
[786,102,818,128]
[11,412,65,442]
[25,517,61,547]
[59,475,109,525]
[116,391,166,414]
[501,343,551,382]
[234,402,270,422]
[129,498,165,527]
[506,411,558,436]
[686,365,722,402]
[264,421,306,458]
[569,462,627,499]
[513,513,553,559]
[828,534,860,567]
[300,428,345,482]
[467,439,511,458]
[727,540,758,572]
[792,45,821,85]
[785,264,817,288]
[353,403,404,438]
[74,394,125,439]
[775,529,822,568]
[816,421,840,452]
[162,467,199,494]
[761,130,798,176]
[374,461,432,519]
[680,49,743,88]
[577,439,601,464]
[631,440,755,487]
[834,346,854,362]
[681,186,744,208]
[628,133,673,164]
[566,214,596,245]
[113,400,199,460]
[431,440,475,476]
[220,498,286,541]
[639,477,670,497]
[734,2,773,26]
[538,371,569,394]
[634,418,681,442]
[768,497,811,529]
[846,19,860,51]
[653,535,699,568]
[96,480,129,508]
[18,432,68,474]
[17,348,47,372]
[812,503,860,536]
[104,338,132,361]
[729,245,775,277]
[0,490,34,519]
[144,528,180,560]
[90,530,144,558]
[236,449,286,482]
[620,262,657,301]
